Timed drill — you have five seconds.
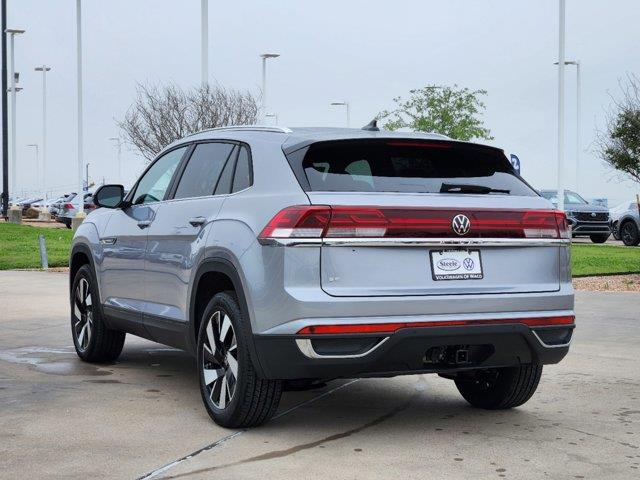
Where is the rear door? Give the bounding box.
[142,141,240,347]
[291,139,565,297]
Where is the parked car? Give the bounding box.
[56,193,96,228]
[539,189,610,243]
[610,200,640,246]
[70,125,575,428]
[46,194,77,218]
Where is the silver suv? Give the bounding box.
[70,125,575,428]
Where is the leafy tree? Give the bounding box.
[119,82,259,161]
[597,74,640,184]
[378,85,493,141]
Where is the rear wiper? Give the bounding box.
[439,183,510,194]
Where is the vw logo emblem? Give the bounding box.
[590,212,596,218]
[452,214,471,236]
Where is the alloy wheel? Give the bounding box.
[621,223,635,245]
[73,278,93,351]
[202,310,238,409]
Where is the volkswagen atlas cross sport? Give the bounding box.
[69,124,574,428]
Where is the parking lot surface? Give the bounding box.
[1,271,638,479]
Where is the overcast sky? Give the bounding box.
[3,0,640,204]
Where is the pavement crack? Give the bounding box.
[163,395,416,478]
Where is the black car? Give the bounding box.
[540,190,610,243]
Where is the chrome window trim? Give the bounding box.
[295,337,389,359]
[260,237,572,247]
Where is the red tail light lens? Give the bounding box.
[259,206,330,238]
[259,206,567,240]
[63,203,74,209]
[297,315,575,335]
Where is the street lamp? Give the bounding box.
[108,137,122,183]
[26,144,39,194]
[555,60,581,191]
[35,65,51,209]
[201,0,209,85]
[556,0,566,212]
[6,28,25,195]
[75,0,84,217]
[331,101,351,127]
[265,113,278,125]
[260,53,280,121]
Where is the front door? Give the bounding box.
[99,145,188,335]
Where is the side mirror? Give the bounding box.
[93,184,125,209]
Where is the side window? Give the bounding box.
[232,146,252,192]
[132,146,187,205]
[174,143,235,199]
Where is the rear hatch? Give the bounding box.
[279,138,568,297]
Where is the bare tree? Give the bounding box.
[119,82,260,161]
[596,74,640,184]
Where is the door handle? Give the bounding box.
[137,220,152,229]
[188,217,206,227]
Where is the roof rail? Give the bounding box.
[186,125,293,137]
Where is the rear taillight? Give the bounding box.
[63,203,74,209]
[259,206,568,240]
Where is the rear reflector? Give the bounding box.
[297,315,575,334]
[259,206,569,240]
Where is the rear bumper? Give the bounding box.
[253,321,573,380]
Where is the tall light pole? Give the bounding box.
[108,137,122,183]
[260,53,280,122]
[35,65,51,204]
[331,101,351,127]
[26,143,39,193]
[6,28,24,196]
[556,0,567,212]
[201,0,208,85]
[76,0,84,217]
[555,60,581,191]
[1,0,8,218]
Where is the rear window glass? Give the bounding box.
[299,140,535,196]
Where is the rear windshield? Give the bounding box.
[296,140,536,196]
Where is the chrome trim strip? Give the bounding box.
[262,237,571,247]
[295,337,389,359]
[531,330,573,349]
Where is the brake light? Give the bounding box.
[63,203,74,209]
[297,315,575,334]
[259,206,567,240]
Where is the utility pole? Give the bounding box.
[35,65,51,211]
[7,28,24,197]
[76,0,84,217]
[556,0,566,212]
[201,0,209,85]
[1,0,8,218]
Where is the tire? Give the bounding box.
[197,292,282,428]
[620,221,640,246]
[589,233,610,244]
[71,265,125,362]
[454,364,542,409]
[612,222,621,241]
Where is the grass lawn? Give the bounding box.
[1,222,639,276]
[571,244,640,277]
[0,223,74,270]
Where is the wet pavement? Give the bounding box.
[0,270,638,479]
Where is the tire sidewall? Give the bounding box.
[621,221,639,246]
[197,292,250,426]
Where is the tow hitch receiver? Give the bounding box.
[423,344,493,367]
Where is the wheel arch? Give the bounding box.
[189,258,266,377]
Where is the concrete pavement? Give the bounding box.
[0,270,638,479]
